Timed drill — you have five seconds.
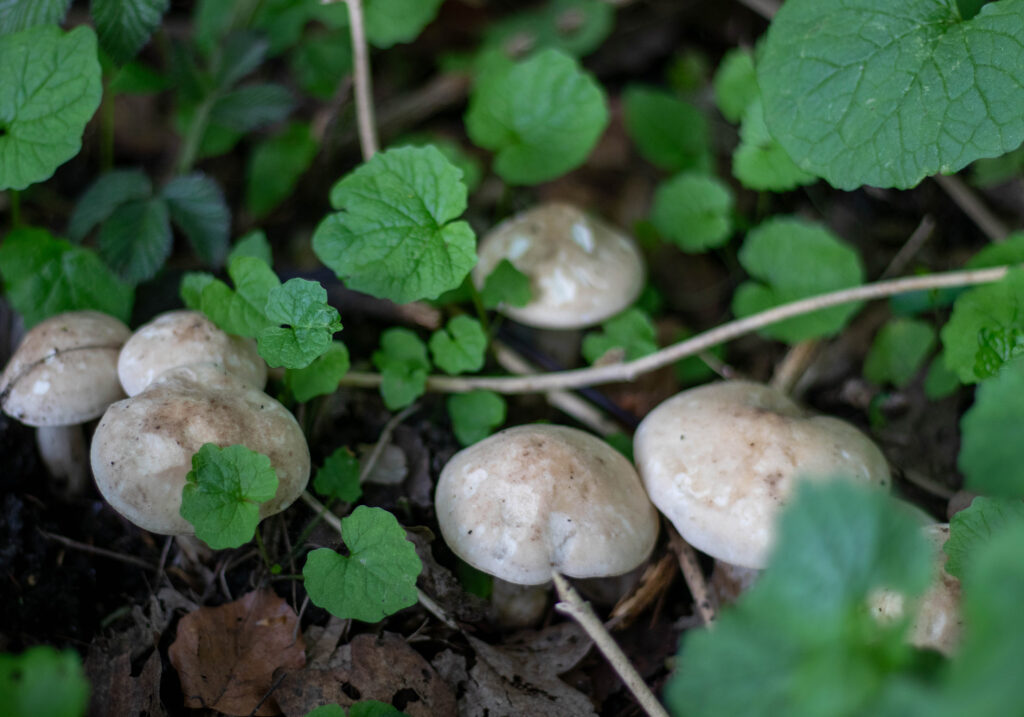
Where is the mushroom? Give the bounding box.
[633,380,890,571]
[118,310,266,396]
[90,363,309,534]
[471,202,646,329]
[0,311,131,492]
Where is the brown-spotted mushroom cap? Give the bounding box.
[0,310,131,426]
[435,424,659,586]
[90,363,310,534]
[118,310,267,396]
[634,380,890,570]
[471,203,645,329]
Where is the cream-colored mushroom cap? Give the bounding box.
[471,203,645,329]
[634,381,890,569]
[0,311,130,426]
[118,310,267,396]
[436,424,659,586]
[91,363,310,535]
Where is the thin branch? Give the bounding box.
[552,572,671,717]
[338,266,1011,395]
[359,403,419,484]
[326,0,379,160]
[39,529,156,571]
[933,174,1009,242]
[666,526,716,626]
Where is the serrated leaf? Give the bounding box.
[312,145,477,304]
[313,446,361,503]
[97,197,173,283]
[959,357,1024,497]
[201,256,280,337]
[0,0,70,34]
[0,227,133,327]
[228,230,273,266]
[90,0,169,64]
[285,341,350,402]
[582,308,658,364]
[465,48,608,185]
[289,29,352,100]
[447,390,506,446]
[713,47,758,124]
[209,83,294,132]
[651,172,734,252]
[0,25,102,190]
[732,217,865,344]
[302,506,422,622]
[429,316,487,375]
[364,0,444,48]
[940,268,1024,383]
[758,0,1024,190]
[246,122,318,218]
[68,169,154,241]
[180,444,279,550]
[733,98,817,192]
[622,85,711,173]
[162,173,231,267]
[945,496,1024,579]
[371,328,430,410]
[864,318,936,388]
[0,646,89,717]
[481,0,614,59]
[257,278,342,369]
[481,259,532,309]
[392,135,483,193]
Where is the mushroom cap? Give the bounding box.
[435,424,659,586]
[118,310,267,396]
[90,363,310,535]
[471,203,645,329]
[633,381,890,569]
[0,311,131,426]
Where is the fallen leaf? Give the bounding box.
[168,588,306,716]
[84,648,165,717]
[502,622,593,675]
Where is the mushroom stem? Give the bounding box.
[552,572,671,717]
[491,577,549,628]
[36,424,88,495]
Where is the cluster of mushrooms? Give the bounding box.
[0,202,961,655]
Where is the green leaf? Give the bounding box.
[651,172,734,252]
[582,308,658,364]
[246,122,318,218]
[732,217,865,343]
[940,268,1024,383]
[302,505,422,622]
[364,0,444,48]
[733,98,817,192]
[713,47,758,123]
[971,145,1024,187]
[863,318,936,388]
[965,231,1024,269]
[213,30,267,87]
[107,60,170,94]
[392,135,483,193]
[200,256,280,337]
[480,259,532,309]
[68,169,154,242]
[257,278,343,369]
[0,646,89,717]
[313,446,362,503]
[371,328,430,410]
[0,25,102,190]
[97,197,173,283]
[289,29,352,100]
[945,496,1024,579]
[349,700,411,717]
[958,357,1024,497]
[465,48,608,185]
[429,316,487,375]
[180,443,279,550]
[285,341,350,402]
[312,145,477,304]
[923,354,961,400]
[250,0,349,56]
[447,390,506,446]
[90,0,169,64]
[161,173,231,267]
[228,230,273,266]
[0,227,133,327]
[622,85,711,173]
[481,0,614,59]
[0,0,70,34]
[209,83,294,132]
[304,706,346,717]
[180,271,215,310]
[758,0,1024,190]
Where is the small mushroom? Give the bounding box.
[634,380,890,570]
[118,310,266,396]
[91,363,310,534]
[471,202,646,329]
[0,311,131,491]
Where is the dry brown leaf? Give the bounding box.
[501,622,593,675]
[168,588,306,716]
[275,632,456,717]
[85,647,165,717]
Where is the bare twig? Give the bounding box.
[552,572,671,717]
[881,215,937,279]
[359,403,419,484]
[933,174,1009,242]
[39,529,156,571]
[338,266,1011,395]
[324,0,378,160]
[666,526,716,626]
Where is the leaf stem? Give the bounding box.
[176,95,215,174]
[336,265,1012,394]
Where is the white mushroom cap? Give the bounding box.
[118,310,267,396]
[90,363,310,535]
[471,203,645,329]
[634,381,890,569]
[0,311,130,426]
[436,424,659,586]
